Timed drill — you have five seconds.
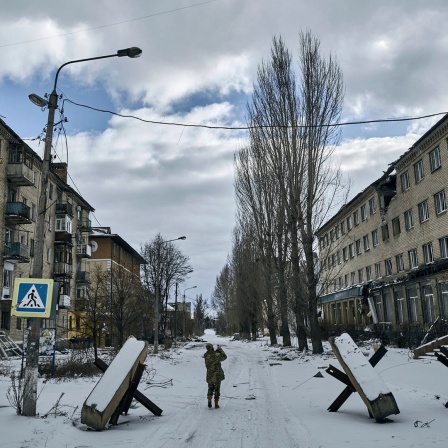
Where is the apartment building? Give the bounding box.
[1,118,94,343]
[317,114,448,332]
[68,227,147,346]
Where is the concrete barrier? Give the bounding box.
[81,337,148,430]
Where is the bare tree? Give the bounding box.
[243,32,346,353]
[108,265,144,348]
[140,233,193,336]
[193,294,207,335]
[211,263,233,335]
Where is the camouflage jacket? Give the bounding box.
[204,347,227,383]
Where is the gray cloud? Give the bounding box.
[4,0,448,299]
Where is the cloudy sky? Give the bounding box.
[1,0,448,302]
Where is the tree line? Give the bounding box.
[211,31,347,354]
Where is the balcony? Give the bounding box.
[77,244,92,258]
[59,295,71,309]
[5,202,32,225]
[76,270,91,283]
[55,232,73,245]
[7,162,35,187]
[78,219,92,231]
[56,202,74,217]
[3,242,30,263]
[53,262,73,278]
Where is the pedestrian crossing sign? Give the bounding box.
[11,278,54,318]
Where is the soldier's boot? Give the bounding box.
[214,399,219,409]
[207,395,212,408]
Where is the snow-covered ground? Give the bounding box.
[0,329,447,448]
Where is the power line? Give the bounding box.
[63,98,448,131]
[0,1,219,49]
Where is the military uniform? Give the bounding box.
[204,343,227,408]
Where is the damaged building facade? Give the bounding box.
[316,114,448,337]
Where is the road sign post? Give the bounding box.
[11,278,54,416]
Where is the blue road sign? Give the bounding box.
[11,278,54,318]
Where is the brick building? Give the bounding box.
[1,118,94,343]
[317,114,448,334]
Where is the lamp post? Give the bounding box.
[23,47,142,417]
[154,236,186,354]
[182,285,197,338]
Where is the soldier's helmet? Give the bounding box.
[205,343,213,350]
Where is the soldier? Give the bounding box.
[204,343,227,409]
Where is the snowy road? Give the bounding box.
[1,330,448,448]
[144,340,312,448]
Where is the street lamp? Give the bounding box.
[23,47,142,417]
[154,236,186,354]
[182,285,197,338]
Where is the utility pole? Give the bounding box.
[182,286,197,338]
[174,282,178,347]
[23,47,142,416]
[153,236,186,354]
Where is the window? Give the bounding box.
[340,221,346,235]
[361,204,367,221]
[347,216,353,231]
[320,238,325,250]
[392,217,401,236]
[337,250,342,264]
[384,290,394,322]
[434,190,447,215]
[338,277,343,289]
[407,286,419,323]
[408,248,418,268]
[30,239,34,258]
[422,242,434,264]
[349,243,355,258]
[404,209,414,230]
[440,236,448,259]
[46,248,51,263]
[1,311,10,330]
[353,210,359,226]
[358,269,364,283]
[344,274,349,287]
[418,200,429,222]
[47,216,52,231]
[355,239,361,255]
[363,234,370,251]
[56,216,73,233]
[396,254,404,272]
[440,283,448,318]
[330,230,334,242]
[3,269,12,291]
[343,247,348,261]
[372,229,379,247]
[385,258,393,276]
[366,266,372,281]
[414,159,424,183]
[49,183,53,200]
[369,198,376,215]
[400,171,410,192]
[331,254,336,267]
[335,226,339,239]
[375,262,381,278]
[351,272,356,285]
[374,292,383,321]
[31,203,36,221]
[381,223,389,241]
[429,146,441,172]
[422,285,435,324]
[395,291,405,324]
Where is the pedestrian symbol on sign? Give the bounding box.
[11,278,54,318]
[21,286,45,308]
